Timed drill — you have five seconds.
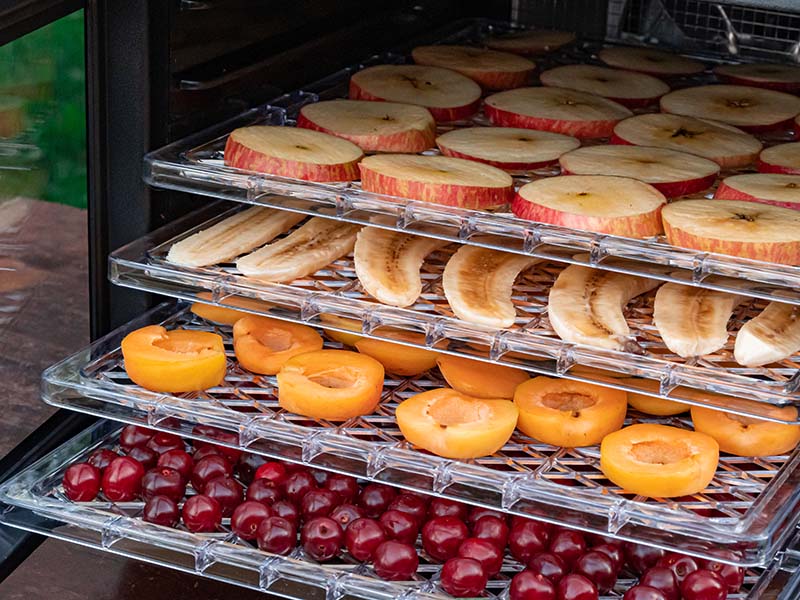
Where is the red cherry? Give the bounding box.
[700,555,744,593]
[191,425,241,462]
[127,446,158,470]
[62,463,101,501]
[457,537,503,576]
[301,516,343,562]
[640,566,679,600]
[246,478,284,505]
[440,557,487,598]
[428,497,468,521]
[625,543,665,575]
[257,516,296,555]
[373,540,419,581]
[203,476,243,517]
[421,516,469,562]
[358,483,396,518]
[254,461,287,488]
[657,553,699,584]
[300,488,339,520]
[623,586,668,600]
[572,550,617,593]
[145,432,183,455]
[141,467,185,501]
[157,449,194,482]
[323,474,359,503]
[235,452,268,485]
[330,503,365,530]
[509,520,549,563]
[271,500,300,528]
[143,495,179,527]
[119,425,154,452]
[345,517,387,562]
[556,574,598,600]
[472,515,509,549]
[87,448,119,472]
[510,570,556,600]
[190,455,232,493]
[386,493,428,525]
[182,494,222,532]
[379,509,419,544]
[512,517,553,541]
[284,470,317,505]
[586,533,618,547]
[467,506,507,525]
[548,530,586,569]
[101,456,145,501]
[192,446,223,462]
[592,543,625,574]
[680,569,726,600]
[527,552,567,584]
[231,500,272,540]
[311,469,330,486]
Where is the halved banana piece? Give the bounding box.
[167,206,305,267]
[237,217,360,282]
[442,246,540,328]
[548,265,660,351]
[354,227,449,307]
[735,302,800,367]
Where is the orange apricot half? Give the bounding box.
[514,377,627,447]
[121,325,226,393]
[622,378,688,416]
[691,405,800,457]
[600,423,719,498]
[436,355,529,399]
[234,315,323,375]
[355,332,439,376]
[395,388,518,459]
[319,313,363,346]
[277,349,385,420]
[191,292,273,325]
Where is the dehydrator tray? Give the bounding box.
[110,203,800,418]
[143,18,800,307]
[40,302,800,566]
[2,420,798,600]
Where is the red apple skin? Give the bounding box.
[559,167,716,198]
[359,164,513,210]
[348,80,480,122]
[757,158,800,176]
[295,112,436,153]
[735,117,798,134]
[223,136,361,182]
[485,102,619,139]
[714,180,800,210]
[470,70,533,91]
[438,145,560,171]
[511,194,664,238]
[715,73,800,93]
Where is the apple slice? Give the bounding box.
[296,99,435,153]
[349,64,481,122]
[513,174,666,237]
[559,145,719,197]
[662,199,800,265]
[715,173,800,210]
[485,30,576,55]
[758,142,800,175]
[597,47,705,77]
[612,113,762,169]
[224,126,363,182]
[411,45,535,90]
[484,87,632,139]
[359,154,514,209]
[714,63,800,92]
[660,85,800,133]
[539,65,669,108]
[435,127,580,170]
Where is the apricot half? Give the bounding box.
[121,325,226,393]
[437,355,529,399]
[691,406,800,457]
[234,315,323,375]
[191,292,273,325]
[600,424,719,498]
[514,377,627,447]
[396,388,519,459]
[355,332,439,376]
[277,349,384,420]
[622,378,688,416]
[319,313,363,346]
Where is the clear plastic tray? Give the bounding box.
[142,19,800,307]
[3,420,799,599]
[110,203,800,418]
[40,303,800,567]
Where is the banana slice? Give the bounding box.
[442,246,539,328]
[167,206,305,267]
[354,227,449,307]
[548,265,660,351]
[237,217,360,282]
[735,302,800,366]
[653,284,741,358]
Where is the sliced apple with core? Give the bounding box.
[559,145,719,197]
[758,142,800,175]
[359,154,514,209]
[349,64,481,122]
[714,63,800,93]
[296,100,435,153]
[660,84,800,133]
[714,173,800,210]
[513,175,666,237]
[612,113,762,169]
[597,47,705,77]
[224,126,363,182]
[662,199,800,265]
[485,30,576,55]
[539,64,669,108]
[411,45,535,90]
[436,127,580,170]
[485,86,632,139]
